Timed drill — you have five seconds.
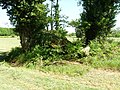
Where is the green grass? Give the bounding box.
[40,61,91,76]
[78,55,120,71]
[92,59,120,70]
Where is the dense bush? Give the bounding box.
[6,39,84,67]
[5,32,120,71]
[0,27,16,36]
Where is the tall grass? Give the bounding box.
[77,40,120,70]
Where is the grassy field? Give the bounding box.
[66,36,120,42]
[0,37,120,90]
[0,37,20,52]
[0,62,120,90]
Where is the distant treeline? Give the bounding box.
[0,27,16,36]
[67,29,120,38]
[109,28,120,37]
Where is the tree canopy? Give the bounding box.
[0,0,48,51]
[78,0,120,45]
[0,0,120,50]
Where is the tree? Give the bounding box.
[49,0,61,30]
[50,0,54,30]
[54,0,59,30]
[69,19,85,38]
[0,0,48,51]
[78,0,120,45]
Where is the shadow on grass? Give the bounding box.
[0,52,7,62]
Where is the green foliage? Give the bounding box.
[63,40,84,60]
[69,19,85,38]
[67,33,76,37]
[90,40,119,56]
[5,36,85,67]
[51,28,68,38]
[91,41,120,70]
[0,0,48,51]
[4,36,120,72]
[79,0,120,45]
[0,27,16,36]
[77,40,120,70]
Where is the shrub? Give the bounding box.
[63,40,84,60]
[5,39,84,67]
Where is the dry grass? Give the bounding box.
[0,37,20,52]
[0,62,97,90]
[0,62,120,90]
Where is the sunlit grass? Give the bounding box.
[40,61,91,76]
[0,62,98,90]
[0,37,20,52]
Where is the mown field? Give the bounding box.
[0,37,120,90]
[0,62,120,90]
[0,37,20,52]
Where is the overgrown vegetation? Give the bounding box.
[4,38,120,75]
[76,40,120,70]
[5,36,84,66]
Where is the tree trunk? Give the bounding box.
[55,0,59,30]
[19,30,31,52]
[51,0,53,30]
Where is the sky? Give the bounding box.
[0,0,120,33]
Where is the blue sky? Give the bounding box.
[0,8,12,27]
[0,0,120,32]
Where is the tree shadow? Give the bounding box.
[0,52,7,62]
